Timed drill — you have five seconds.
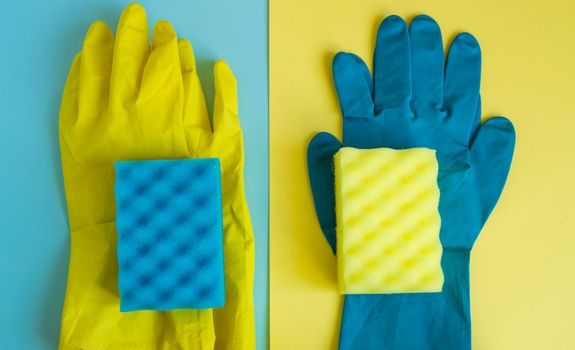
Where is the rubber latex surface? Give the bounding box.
[115,159,225,312]
[307,15,515,349]
[58,4,254,349]
[334,147,443,294]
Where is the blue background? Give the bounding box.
[0,1,268,349]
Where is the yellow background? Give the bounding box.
[270,0,575,349]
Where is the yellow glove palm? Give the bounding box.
[59,4,254,349]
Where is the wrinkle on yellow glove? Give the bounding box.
[58,4,254,350]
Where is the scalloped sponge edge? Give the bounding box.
[334,147,444,294]
[114,158,225,311]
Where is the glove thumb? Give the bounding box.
[307,132,342,254]
[470,116,516,222]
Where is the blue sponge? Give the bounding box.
[114,158,225,312]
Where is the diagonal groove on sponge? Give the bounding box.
[335,147,444,294]
[114,158,225,312]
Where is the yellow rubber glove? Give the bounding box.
[58,4,254,349]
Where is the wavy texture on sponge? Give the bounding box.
[114,158,225,311]
[334,147,444,294]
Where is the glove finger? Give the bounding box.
[470,117,515,223]
[78,21,113,125]
[59,54,81,131]
[139,21,183,118]
[373,15,412,114]
[307,132,342,253]
[333,52,374,118]
[178,38,210,132]
[443,33,481,143]
[109,3,150,109]
[213,60,240,134]
[410,15,443,116]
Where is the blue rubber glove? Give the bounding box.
[307,15,515,350]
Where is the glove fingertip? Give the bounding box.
[308,131,340,148]
[483,116,515,134]
[307,132,342,163]
[480,116,516,150]
[333,52,363,69]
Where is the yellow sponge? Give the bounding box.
[334,147,444,294]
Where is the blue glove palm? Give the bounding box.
[307,15,515,349]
